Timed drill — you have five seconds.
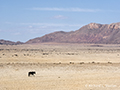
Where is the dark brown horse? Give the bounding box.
[28,71,36,77]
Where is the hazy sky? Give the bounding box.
[1,0,120,42]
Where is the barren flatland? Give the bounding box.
[0,44,120,90]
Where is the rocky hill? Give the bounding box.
[0,39,24,45]
[26,22,120,44]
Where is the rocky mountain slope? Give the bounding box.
[26,22,120,44]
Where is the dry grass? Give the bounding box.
[0,44,120,90]
[0,44,120,63]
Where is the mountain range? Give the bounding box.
[1,22,120,45]
[26,22,120,44]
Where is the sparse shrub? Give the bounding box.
[41,49,43,52]
[92,61,95,64]
[43,53,49,55]
[66,53,75,55]
[70,62,74,64]
[67,53,71,55]
[7,63,10,65]
[108,62,112,64]
[59,62,61,64]
[11,63,14,65]
[14,54,18,56]
[97,62,100,64]
[80,62,84,64]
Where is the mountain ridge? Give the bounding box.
[26,22,120,44]
[0,39,24,45]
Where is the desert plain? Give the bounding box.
[0,43,120,90]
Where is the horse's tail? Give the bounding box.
[28,73,30,77]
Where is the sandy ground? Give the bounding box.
[0,63,120,90]
[0,44,120,90]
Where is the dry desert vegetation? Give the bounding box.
[0,43,120,90]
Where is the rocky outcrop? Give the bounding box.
[108,22,120,29]
[87,23,103,29]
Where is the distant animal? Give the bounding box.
[28,71,36,77]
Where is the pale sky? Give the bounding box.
[1,0,120,42]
